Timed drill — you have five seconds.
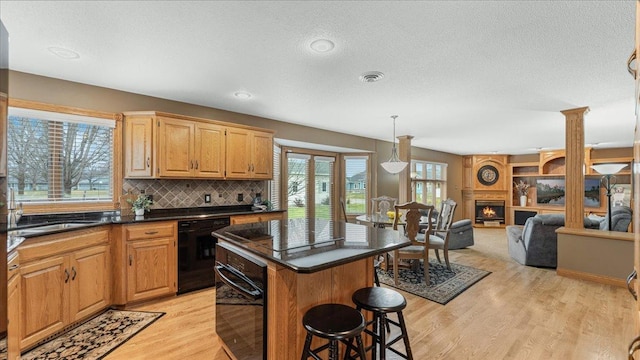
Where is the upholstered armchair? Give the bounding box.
[507,214,600,268]
[597,205,632,232]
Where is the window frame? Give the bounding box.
[8,99,122,214]
[411,160,447,209]
[343,154,371,216]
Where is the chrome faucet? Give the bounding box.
[7,188,23,228]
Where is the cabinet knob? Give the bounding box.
[71,266,77,281]
[64,269,70,283]
[147,157,150,168]
[144,231,158,235]
[129,254,133,266]
[195,160,198,170]
[8,264,19,271]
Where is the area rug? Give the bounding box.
[21,309,164,360]
[377,259,490,305]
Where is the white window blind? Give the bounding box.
[270,144,281,210]
[7,107,114,203]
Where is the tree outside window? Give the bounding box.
[7,107,114,203]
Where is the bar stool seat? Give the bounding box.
[301,303,367,360]
[351,287,413,360]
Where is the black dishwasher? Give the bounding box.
[177,217,230,294]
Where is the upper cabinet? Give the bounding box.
[123,111,273,180]
[225,128,273,179]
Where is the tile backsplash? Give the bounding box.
[123,179,266,209]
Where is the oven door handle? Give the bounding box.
[215,263,263,300]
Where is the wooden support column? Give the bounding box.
[398,135,413,204]
[561,107,589,229]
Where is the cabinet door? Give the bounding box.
[20,255,69,350]
[157,117,194,177]
[7,272,20,360]
[125,115,154,178]
[194,122,225,178]
[127,238,177,302]
[251,131,273,179]
[225,127,252,179]
[69,244,110,322]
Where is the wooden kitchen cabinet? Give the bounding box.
[17,227,110,350]
[194,121,226,178]
[226,127,273,179]
[124,111,272,179]
[124,221,177,303]
[6,251,20,360]
[124,114,154,177]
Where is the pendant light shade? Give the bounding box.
[380,115,408,174]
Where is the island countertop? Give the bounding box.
[212,218,409,273]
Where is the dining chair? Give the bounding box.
[392,201,435,285]
[371,195,397,216]
[424,198,457,270]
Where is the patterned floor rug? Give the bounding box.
[21,309,164,360]
[377,259,490,305]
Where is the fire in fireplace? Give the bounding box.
[475,200,505,224]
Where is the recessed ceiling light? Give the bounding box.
[48,46,80,60]
[234,91,252,99]
[359,71,385,83]
[309,39,335,53]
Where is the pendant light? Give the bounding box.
[380,115,408,174]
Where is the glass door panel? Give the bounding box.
[287,154,309,219]
[314,157,334,220]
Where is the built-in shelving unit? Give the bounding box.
[508,148,633,225]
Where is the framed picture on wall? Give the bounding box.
[612,183,632,208]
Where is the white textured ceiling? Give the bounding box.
[0,1,636,155]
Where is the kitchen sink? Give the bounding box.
[9,222,95,236]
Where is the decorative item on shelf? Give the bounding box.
[128,194,152,216]
[590,163,628,231]
[514,180,530,207]
[380,115,408,174]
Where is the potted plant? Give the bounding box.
[128,194,152,216]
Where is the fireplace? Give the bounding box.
[475,200,505,225]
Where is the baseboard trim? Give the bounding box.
[557,267,626,288]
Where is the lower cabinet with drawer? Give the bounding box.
[124,221,177,303]
[17,227,111,351]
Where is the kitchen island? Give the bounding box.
[213,218,409,360]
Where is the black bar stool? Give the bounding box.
[350,287,413,360]
[301,303,367,360]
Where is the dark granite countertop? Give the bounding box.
[213,218,410,273]
[7,206,285,247]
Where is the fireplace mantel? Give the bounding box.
[462,155,509,227]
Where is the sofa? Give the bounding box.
[506,214,601,268]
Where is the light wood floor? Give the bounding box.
[105,228,635,359]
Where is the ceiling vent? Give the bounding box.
[359,71,385,83]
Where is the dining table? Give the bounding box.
[355,213,398,228]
